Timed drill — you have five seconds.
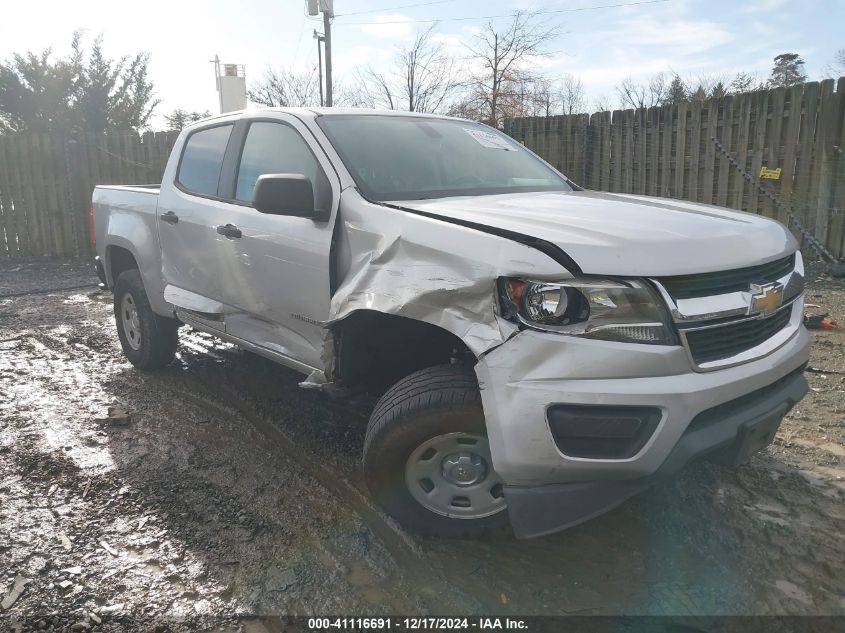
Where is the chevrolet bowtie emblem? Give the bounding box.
[749,282,784,316]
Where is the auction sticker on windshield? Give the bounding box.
[463,127,516,150]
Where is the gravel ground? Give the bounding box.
[0,257,843,631]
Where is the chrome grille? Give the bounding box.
[683,307,793,365]
[658,254,795,300]
[652,251,803,369]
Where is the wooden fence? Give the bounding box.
[1,78,845,258]
[0,130,178,257]
[505,77,845,259]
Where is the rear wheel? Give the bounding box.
[363,365,509,538]
[113,269,179,370]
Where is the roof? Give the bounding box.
[274,106,457,120]
[184,107,471,131]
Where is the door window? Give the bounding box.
[176,124,233,196]
[235,122,325,203]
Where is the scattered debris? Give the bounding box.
[96,405,132,427]
[57,580,74,591]
[99,603,124,614]
[81,478,92,499]
[806,366,843,375]
[1,576,30,610]
[99,540,118,557]
[60,566,83,576]
[774,580,815,606]
[804,312,839,329]
[58,533,73,551]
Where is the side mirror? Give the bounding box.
[253,173,315,218]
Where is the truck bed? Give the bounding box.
[92,184,164,304]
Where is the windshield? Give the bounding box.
[316,115,573,201]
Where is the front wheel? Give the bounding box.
[363,365,509,538]
[113,269,180,370]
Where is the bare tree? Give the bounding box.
[559,74,586,115]
[355,25,460,113]
[593,94,613,112]
[328,78,372,109]
[353,65,393,109]
[464,10,559,126]
[824,49,845,78]
[525,78,557,117]
[248,66,321,107]
[616,73,667,110]
[446,96,487,121]
[400,25,460,113]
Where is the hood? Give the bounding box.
[393,191,797,277]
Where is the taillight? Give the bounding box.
[88,203,96,245]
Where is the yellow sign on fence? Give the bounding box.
[759,166,782,180]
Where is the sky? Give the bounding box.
[1,0,842,128]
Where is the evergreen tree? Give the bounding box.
[768,53,807,88]
[730,72,758,94]
[164,109,212,132]
[0,32,158,134]
[662,75,688,105]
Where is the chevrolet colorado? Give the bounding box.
[92,109,809,538]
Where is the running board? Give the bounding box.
[177,310,319,377]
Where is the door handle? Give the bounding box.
[159,211,179,224]
[216,223,242,239]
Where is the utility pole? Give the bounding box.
[307,0,333,106]
[210,54,223,113]
[323,5,333,106]
[313,30,324,106]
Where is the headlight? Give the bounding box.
[499,277,676,345]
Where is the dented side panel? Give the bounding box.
[328,188,571,357]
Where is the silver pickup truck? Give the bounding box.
[92,108,809,539]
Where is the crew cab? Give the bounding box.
[92,108,809,538]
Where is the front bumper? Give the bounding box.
[474,304,810,538]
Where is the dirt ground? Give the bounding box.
[1,257,843,631]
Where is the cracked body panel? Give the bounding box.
[327,187,566,358]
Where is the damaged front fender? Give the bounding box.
[327,188,574,358]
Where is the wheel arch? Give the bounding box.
[102,234,171,317]
[331,309,476,395]
[105,244,139,288]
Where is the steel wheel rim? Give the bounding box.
[121,294,142,350]
[405,432,506,519]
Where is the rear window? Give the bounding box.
[177,124,233,196]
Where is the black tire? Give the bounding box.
[363,365,510,539]
[113,269,179,370]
